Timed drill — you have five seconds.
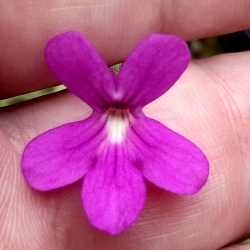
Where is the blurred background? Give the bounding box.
[0,30,250,107]
[189,30,250,58]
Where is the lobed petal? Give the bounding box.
[116,34,190,110]
[128,115,209,194]
[82,144,146,235]
[21,113,106,191]
[45,31,115,111]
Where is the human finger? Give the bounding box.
[1,51,250,249]
[220,244,250,250]
[1,0,250,97]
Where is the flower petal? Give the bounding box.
[82,144,146,235]
[116,34,190,110]
[45,31,115,111]
[21,113,106,191]
[128,115,209,194]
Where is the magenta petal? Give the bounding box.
[82,144,146,235]
[128,115,209,194]
[116,34,190,109]
[21,113,106,191]
[45,31,115,111]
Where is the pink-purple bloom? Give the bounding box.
[21,31,209,235]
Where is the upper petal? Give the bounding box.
[116,34,190,110]
[128,115,209,194]
[21,113,106,191]
[82,143,146,235]
[45,31,115,111]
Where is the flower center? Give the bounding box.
[106,108,131,144]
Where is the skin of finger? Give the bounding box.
[1,0,250,98]
[220,244,250,250]
[1,52,250,250]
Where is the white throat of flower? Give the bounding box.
[106,109,131,144]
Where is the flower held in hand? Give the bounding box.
[21,31,209,235]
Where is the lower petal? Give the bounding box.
[21,113,106,191]
[128,115,209,195]
[82,144,146,235]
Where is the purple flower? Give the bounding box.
[21,31,209,235]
